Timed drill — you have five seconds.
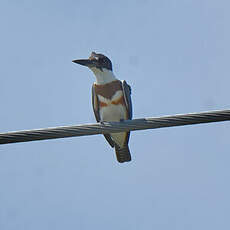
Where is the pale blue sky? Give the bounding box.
[0,0,230,229]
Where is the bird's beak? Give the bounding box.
[72,59,96,68]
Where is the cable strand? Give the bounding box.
[0,109,230,145]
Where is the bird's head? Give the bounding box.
[72,52,113,72]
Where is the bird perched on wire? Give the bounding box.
[73,52,132,163]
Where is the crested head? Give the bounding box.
[72,51,113,71]
[89,52,113,71]
[73,52,116,84]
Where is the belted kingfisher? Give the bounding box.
[73,52,132,163]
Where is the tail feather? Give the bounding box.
[115,144,131,163]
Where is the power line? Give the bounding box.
[0,109,229,145]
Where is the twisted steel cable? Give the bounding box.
[0,109,230,145]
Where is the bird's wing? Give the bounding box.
[121,80,132,119]
[121,80,132,145]
[92,85,115,148]
[92,84,100,122]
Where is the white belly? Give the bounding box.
[100,104,126,122]
[98,90,127,122]
[98,91,128,147]
[100,104,127,148]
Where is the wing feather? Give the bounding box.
[92,85,100,122]
[121,80,132,145]
[121,80,132,119]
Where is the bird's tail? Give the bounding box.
[115,144,131,163]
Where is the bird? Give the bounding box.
[72,52,132,163]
